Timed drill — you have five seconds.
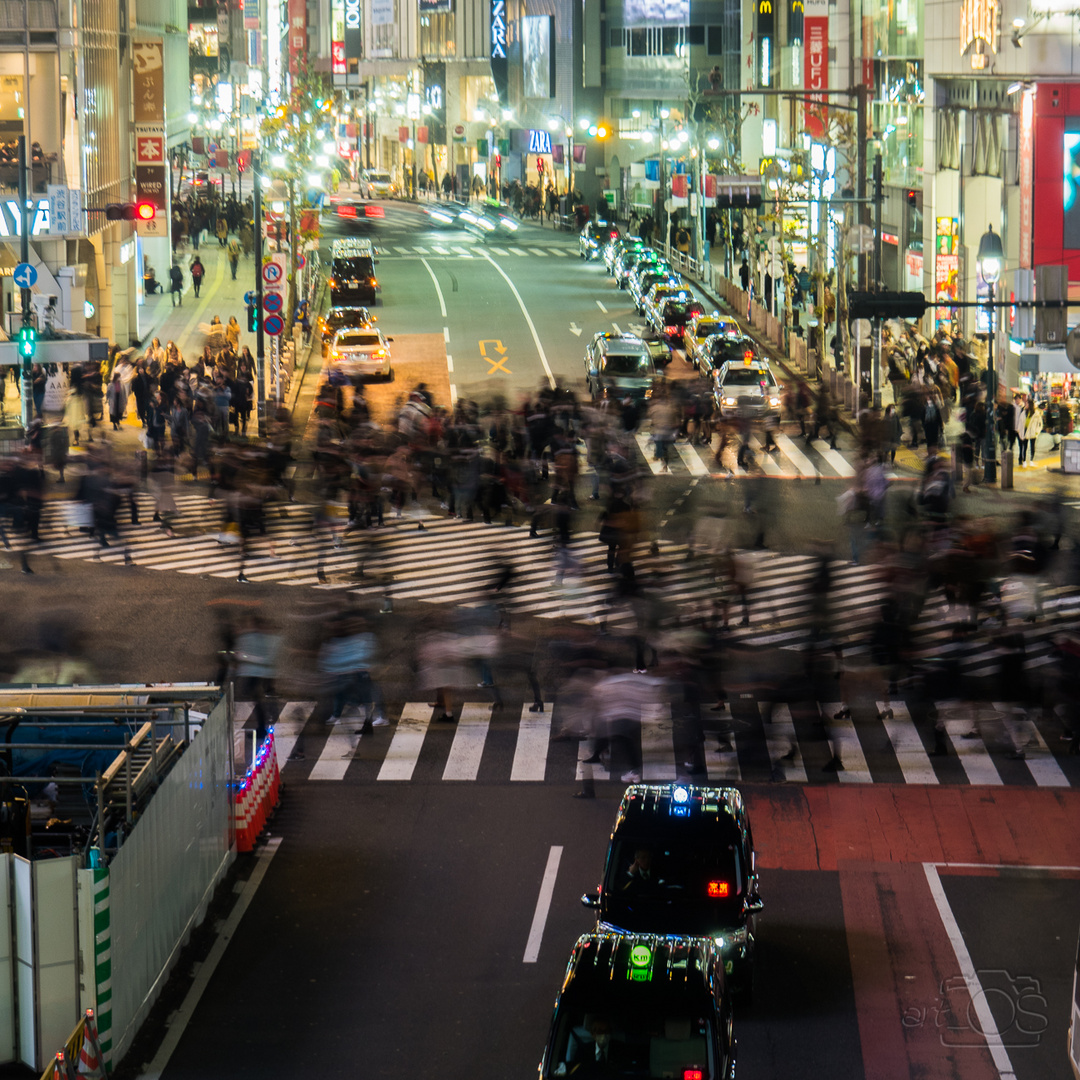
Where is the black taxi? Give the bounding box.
[582,785,762,1000]
[538,931,736,1080]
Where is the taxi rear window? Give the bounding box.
[602,353,653,375]
[723,369,769,386]
[336,332,380,348]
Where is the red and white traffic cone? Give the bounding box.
[77,1009,106,1077]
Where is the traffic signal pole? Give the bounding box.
[254,152,266,438]
[18,135,31,430]
[872,155,883,410]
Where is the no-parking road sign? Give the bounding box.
[263,292,283,314]
[264,314,284,336]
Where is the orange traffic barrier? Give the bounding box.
[232,729,281,853]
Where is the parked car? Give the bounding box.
[581,783,763,1000]
[319,306,375,356]
[713,355,783,419]
[579,219,621,259]
[614,248,663,289]
[698,334,758,380]
[642,284,693,334]
[648,297,706,345]
[584,332,659,403]
[630,268,680,315]
[684,313,741,369]
[604,236,646,274]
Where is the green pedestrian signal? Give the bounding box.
[17,324,35,358]
[247,303,258,332]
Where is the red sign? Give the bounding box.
[136,133,164,164]
[331,41,345,74]
[215,149,229,168]
[417,125,428,144]
[288,0,306,75]
[804,0,828,139]
[704,175,716,198]
[671,174,688,198]
[399,126,409,143]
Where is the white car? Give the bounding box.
[360,170,396,199]
[328,327,394,381]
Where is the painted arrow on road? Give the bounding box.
[569,323,582,337]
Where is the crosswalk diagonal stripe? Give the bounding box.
[378,704,430,781]
[822,703,873,782]
[879,701,939,784]
[511,706,550,781]
[443,703,491,780]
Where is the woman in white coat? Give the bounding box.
[1021,401,1044,467]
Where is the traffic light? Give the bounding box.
[847,290,928,321]
[247,302,258,332]
[905,189,918,208]
[17,324,35,358]
[105,202,156,222]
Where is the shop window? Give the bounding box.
[628,28,647,55]
[660,27,679,54]
[707,25,723,55]
[688,24,704,45]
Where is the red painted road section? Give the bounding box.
[745,784,1080,871]
[745,785,1080,1079]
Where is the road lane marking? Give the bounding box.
[442,703,490,780]
[596,300,608,313]
[489,246,509,256]
[634,432,666,475]
[420,257,447,317]
[138,838,282,1080]
[642,702,676,781]
[551,248,568,257]
[511,705,550,781]
[923,863,1019,1080]
[480,252,555,388]
[378,704,430,781]
[443,326,450,342]
[576,737,610,781]
[432,245,449,254]
[508,247,529,256]
[451,245,471,255]
[611,322,622,334]
[450,384,457,404]
[528,247,549,256]
[446,354,453,372]
[705,734,741,783]
[992,703,1070,786]
[879,702,939,784]
[523,846,562,963]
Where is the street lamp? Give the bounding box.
[547,114,573,196]
[977,224,1004,484]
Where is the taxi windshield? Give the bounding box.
[550,998,714,1080]
[602,353,654,376]
[722,368,769,386]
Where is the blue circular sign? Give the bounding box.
[263,292,283,313]
[13,263,37,289]
[263,314,284,336]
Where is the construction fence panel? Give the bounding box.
[0,854,12,1064]
[102,694,233,1066]
[32,858,78,1073]
[14,857,32,1070]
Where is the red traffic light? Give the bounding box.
[135,202,156,222]
[905,189,918,208]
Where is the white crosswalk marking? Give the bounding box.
[813,440,856,478]
[773,433,817,478]
[641,703,677,781]
[489,246,509,256]
[309,723,356,781]
[511,706,551,781]
[551,249,569,257]
[412,246,429,255]
[674,441,710,477]
[879,702,939,784]
[378,704,430,781]
[250,698,1077,787]
[762,703,808,783]
[822,703,873,782]
[528,247,549,256]
[432,245,449,254]
[273,701,314,769]
[443,703,491,780]
[509,247,529,256]
[394,246,412,254]
[705,736,741,783]
[634,432,667,475]
[944,716,1002,785]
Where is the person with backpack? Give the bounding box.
[190,255,205,297]
[169,263,183,306]
[227,236,242,280]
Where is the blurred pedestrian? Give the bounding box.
[190,255,204,297]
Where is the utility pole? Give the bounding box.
[18,134,31,430]
[872,154,883,410]
[254,151,266,437]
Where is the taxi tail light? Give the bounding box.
[337,206,357,218]
[365,204,385,218]
[665,326,680,336]
[707,880,731,898]
[683,1070,704,1080]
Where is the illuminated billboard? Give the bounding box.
[521,15,553,99]
[1064,121,1080,248]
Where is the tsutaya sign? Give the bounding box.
[960,0,998,67]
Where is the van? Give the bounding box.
[330,238,379,305]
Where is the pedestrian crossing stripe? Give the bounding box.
[378,244,573,259]
[269,698,1080,789]
[15,496,1080,676]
